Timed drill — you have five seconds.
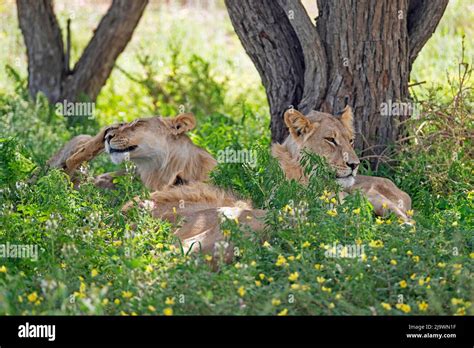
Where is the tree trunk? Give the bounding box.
[226,0,448,165]
[316,0,411,158]
[17,0,148,104]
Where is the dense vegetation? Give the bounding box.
[0,1,472,315]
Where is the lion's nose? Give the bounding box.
[105,133,115,142]
[347,161,359,171]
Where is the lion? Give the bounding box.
[48,113,265,262]
[272,107,412,219]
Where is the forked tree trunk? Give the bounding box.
[17,0,148,104]
[226,0,448,165]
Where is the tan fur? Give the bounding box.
[47,135,93,170]
[273,108,412,219]
[48,113,266,263]
[103,113,217,191]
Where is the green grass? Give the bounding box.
[0,0,472,315]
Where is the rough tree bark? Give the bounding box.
[226,0,448,164]
[17,0,148,104]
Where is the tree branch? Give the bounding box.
[17,0,65,102]
[407,0,449,64]
[225,0,326,143]
[61,0,148,102]
[276,0,327,114]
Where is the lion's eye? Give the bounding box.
[325,137,337,146]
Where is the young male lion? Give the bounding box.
[272,107,412,219]
[48,113,265,261]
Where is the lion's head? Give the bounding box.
[272,106,360,188]
[104,113,217,190]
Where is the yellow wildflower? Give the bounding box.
[369,240,384,248]
[122,291,133,299]
[91,269,99,277]
[291,283,301,290]
[271,299,281,306]
[165,297,175,305]
[163,307,173,316]
[352,208,361,215]
[390,259,397,266]
[27,292,38,303]
[237,286,246,297]
[0,266,7,273]
[288,272,299,282]
[381,302,392,310]
[418,301,429,312]
[277,308,288,316]
[275,255,287,267]
[396,303,411,313]
[399,280,408,288]
[327,209,337,217]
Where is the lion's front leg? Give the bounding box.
[349,175,412,220]
[93,170,127,189]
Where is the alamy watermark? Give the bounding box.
[324,242,365,260]
[217,147,257,168]
[0,242,38,261]
[380,100,419,118]
[55,100,95,118]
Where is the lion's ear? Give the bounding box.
[340,106,354,135]
[169,113,196,135]
[284,109,312,138]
